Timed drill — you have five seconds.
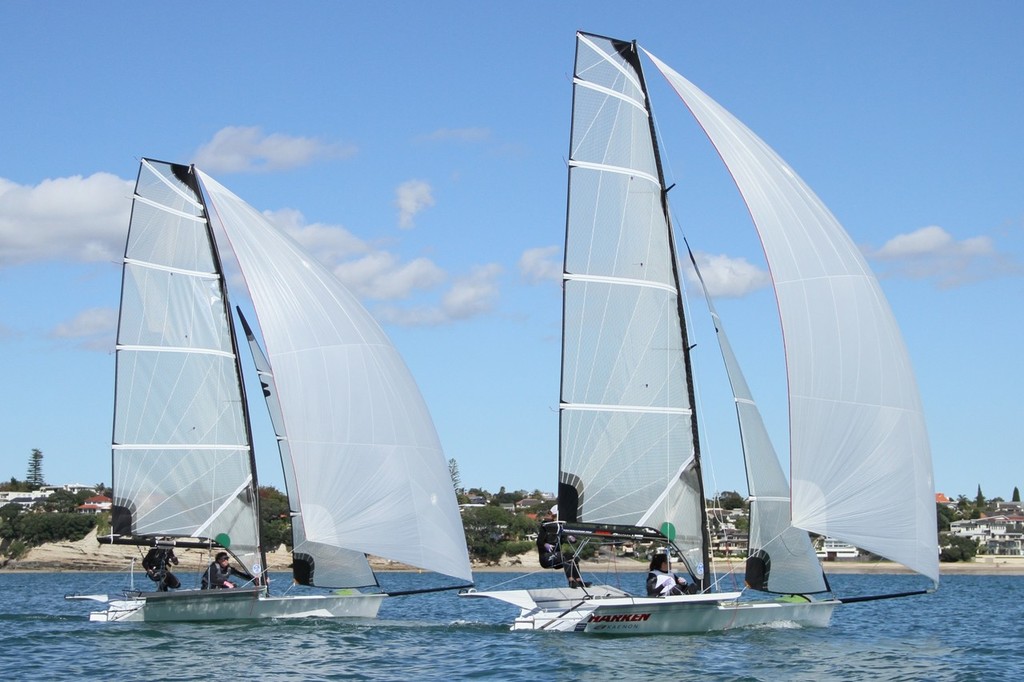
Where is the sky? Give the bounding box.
[1,2,1021,502]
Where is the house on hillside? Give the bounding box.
[950,516,1024,556]
[77,495,112,514]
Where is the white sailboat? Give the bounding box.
[460,32,937,634]
[82,159,472,622]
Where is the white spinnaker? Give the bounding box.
[198,171,472,584]
[646,49,938,584]
[113,159,260,571]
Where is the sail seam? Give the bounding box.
[133,194,206,221]
[113,443,248,450]
[123,257,218,279]
[116,344,235,359]
[569,158,659,186]
[563,402,692,415]
[565,271,676,295]
[573,77,646,113]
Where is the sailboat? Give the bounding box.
[80,159,473,622]
[460,32,938,634]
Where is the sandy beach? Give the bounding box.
[3,529,1023,576]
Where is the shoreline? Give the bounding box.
[4,530,1023,575]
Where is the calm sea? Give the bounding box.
[1,570,1021,681]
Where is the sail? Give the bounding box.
[687,247,826,594]
[238,311,377,588]
[560,33,708,580]
[646,50,939,583]
[197,171,473,584]
[112,159,261,572]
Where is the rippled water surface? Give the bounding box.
[2,571,1021,680]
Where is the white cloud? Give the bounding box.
[441,264,502,318]
[873,225,994,259]
[334,253,446,300]
[194,126,356,173]
[684,252,771,298]
[395,180,435,229]
[0,174,132,267]
[868,225,1012,287]
[376,263,502,326]
[264,208,369,262]
[519,245,562,284]
[50,307,117,351]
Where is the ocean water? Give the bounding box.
[1,570,1021,681]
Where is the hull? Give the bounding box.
[461,585,837,635]
[88,587,385,623]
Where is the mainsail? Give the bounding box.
[645,50,938,583]
[199,171,473,584]
[112,159,261,574]
[559,33,709,582]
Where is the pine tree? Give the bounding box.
[26,449,45,488]
[975,485,985,509]
[448,458,463,495]
[1013,486,1021,503]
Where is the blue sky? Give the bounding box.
[1,2,1021,502]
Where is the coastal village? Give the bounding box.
[3,477,1023,575]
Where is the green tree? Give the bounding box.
[1013,487,1021,503]
[258,486,291,550]
[715,491,747,511]
[448,458,463,495]
[26,449,45,487]
[939,533,978,562]
[936,503,956,532]
[38,489,81,513]
[975,485,985,509]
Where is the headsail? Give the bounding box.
[560,33,709,583]
[237,310,377,588]
[686,244,826,594]
[112,159,261,572]
[645,50,938,584]
[198,171,473,584]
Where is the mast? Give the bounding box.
[190,166,268,585]
[627,42,713,591]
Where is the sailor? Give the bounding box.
[646,553,689,596]
[142,546,181,591]
[201,551,253,589]
[536,506,588,588]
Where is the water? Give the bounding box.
[2,570,1021,680]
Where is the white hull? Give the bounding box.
[461,585,837,634]
[87,587,385,623]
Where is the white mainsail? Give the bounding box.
[560,33,707,579]
[646,50,939,584]
[198,171,473,584]
[112,159,261,572]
